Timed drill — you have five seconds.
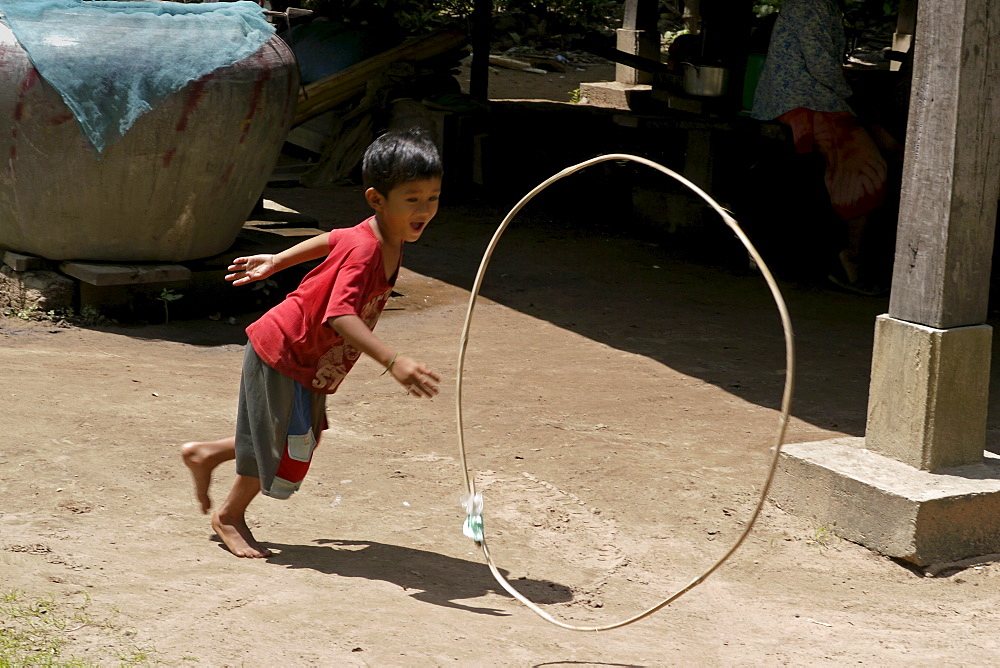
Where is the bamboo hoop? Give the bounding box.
[454,154,796,632]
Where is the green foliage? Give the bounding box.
[157,288,184,324]
[753,0,900,33]
[841,0,899,40]
[300,0,470,34]
[4,304,40,320]
[2,305,83,323]
[301,0,624,40]
[495,0,622,36]
[753,0,783,17]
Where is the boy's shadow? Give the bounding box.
[262,538,574,616]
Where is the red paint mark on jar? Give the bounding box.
[13,69,40,122]
[0,45,14,70]
[45,111,75,127]
[176,78,209,132]
[18,68,39,93]
[239,59,271,144]
[162,147,177,168]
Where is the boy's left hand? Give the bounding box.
[226,254,278,286]
[390,355,440,398]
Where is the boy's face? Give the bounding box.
[366,177,442,244]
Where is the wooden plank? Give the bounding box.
[60,262,191,287]
[294,29,467,126]
[3,251,45,272]
[888,0,1000,328]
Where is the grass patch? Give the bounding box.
[0,590,155,666]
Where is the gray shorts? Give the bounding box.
[235,342,327,499]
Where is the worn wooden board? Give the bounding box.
[888,0,1000,328]
[59,262,191,287]
[3,251,45,272]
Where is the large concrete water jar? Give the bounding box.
[0,25,299,262]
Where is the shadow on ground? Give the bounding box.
[86,180,1000,441]
[259,538,573,615]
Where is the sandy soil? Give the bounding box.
[4,67,1000,666]
[454,54,617,103]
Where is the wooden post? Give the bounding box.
[891,0,918,69]
[866,0,1000,470]
[470,0,492,101]
[887,0,1000,329]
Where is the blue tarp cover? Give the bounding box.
[0,0,275,152]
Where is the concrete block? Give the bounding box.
[891,32,913,71]
[578,81,652,111]
[0,265,75,312]
[59,262,191,287]
[615,28,658,85]
[773,437,1000,566]
[866,315,991,470]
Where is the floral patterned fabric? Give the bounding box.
[751,0,854,121]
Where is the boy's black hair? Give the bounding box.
[362,129,443,196]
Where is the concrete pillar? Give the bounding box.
[615,28,658,85]
[616,0,660,85]
[771,0,1000,566]
[866,316,991,471]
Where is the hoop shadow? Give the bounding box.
[262,538,573,616]
[533,663,647,668]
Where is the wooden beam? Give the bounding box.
[574,37,671,75]
[293,29,467,126]
[896,0,918,34]
[888,0,1000,328]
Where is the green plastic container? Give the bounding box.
[742,53,766,112]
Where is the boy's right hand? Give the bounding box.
[226,255,278,286]
[390,355,440,398]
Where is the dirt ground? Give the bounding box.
[4,65,1000,666]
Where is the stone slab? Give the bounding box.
[59,262,191,287]
[578,81,652,111]
[3,251,45,272]
[773,437,1000,566]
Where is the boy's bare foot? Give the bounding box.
[181,438,236,514]
[211,511,272,558]
[181,442,216,513]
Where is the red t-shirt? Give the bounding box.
[246,218,397,394]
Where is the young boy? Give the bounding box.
[181,129,443,558]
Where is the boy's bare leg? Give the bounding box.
[212,474,272,558]
[181,437,236,514]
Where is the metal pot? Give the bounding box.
[682,63,729,97]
